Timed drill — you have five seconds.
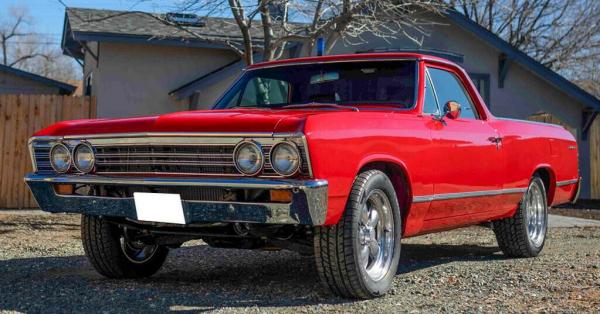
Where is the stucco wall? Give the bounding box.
[87,42,238,118]
[0,71,61,95]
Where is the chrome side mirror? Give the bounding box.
[444,101,461,119]
[433,101,461,124]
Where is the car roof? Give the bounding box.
[248,52,456,69]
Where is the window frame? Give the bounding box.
[425,63,486,120]
[422,68,441,115]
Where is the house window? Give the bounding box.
[468,73,490,108]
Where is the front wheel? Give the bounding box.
[81,215,169,278]
[314,170,402,299]
[493,176,548,257]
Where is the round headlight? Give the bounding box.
[234,141,264,175]
[270,142,301,176]
[73,143,95,173]
[50,143,71,173]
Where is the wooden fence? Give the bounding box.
[0,95,96,209]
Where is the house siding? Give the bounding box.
[0,71,61,95]
[87,42,238,118]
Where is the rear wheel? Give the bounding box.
[314,170,402,299]
[81,215,169,278]
[493,176,548,257]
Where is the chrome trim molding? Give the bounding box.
[412,187,528,203]
[556,178,579,187]
[25,173,327,190]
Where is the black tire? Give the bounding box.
[493,176,548,257]
[81,215,169,278]
[314,170,402,299]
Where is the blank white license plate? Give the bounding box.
[134,192,186,224]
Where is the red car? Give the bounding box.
[26,53,580,299]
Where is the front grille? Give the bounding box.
[32,142,53,174]
[30,135,311,178]
[94,145,240,176]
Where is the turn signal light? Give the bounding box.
[54,184,74,195]
[269,190,292,203]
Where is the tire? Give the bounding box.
[314,170,402,299]
[81,214,169,278]
[493,176,548,257]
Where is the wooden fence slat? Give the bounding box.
[0,95,96,209]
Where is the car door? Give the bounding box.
[424,65,505,221]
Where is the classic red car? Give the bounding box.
[26,53,580,299]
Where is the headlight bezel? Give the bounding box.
[73,142,95,173]
[270,141,302,177]
[49,143,72,174]
[233,140,265,176]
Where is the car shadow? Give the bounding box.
[0,242,502,312]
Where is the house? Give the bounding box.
[61,7,600,199]
[0,64,76,95]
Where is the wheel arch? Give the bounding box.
[356,155,413,234]
[532,165,556,205]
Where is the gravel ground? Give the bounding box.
[0,213,599,313]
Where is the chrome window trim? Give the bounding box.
[412,187,528,203]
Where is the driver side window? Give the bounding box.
[427,67,479,119]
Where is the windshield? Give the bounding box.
[214,60,417,109]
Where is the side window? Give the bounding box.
[239,77,289,107]
[428,68,479,119]
[423,72,439,115]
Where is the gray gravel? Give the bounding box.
[0,213,599,313]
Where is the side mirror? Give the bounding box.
[444,101,461,119]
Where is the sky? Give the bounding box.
[0,0,178,46]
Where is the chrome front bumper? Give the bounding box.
[25,174,328,225]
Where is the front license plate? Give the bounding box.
[134,192,186,224]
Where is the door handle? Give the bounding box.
[487,136,502,143]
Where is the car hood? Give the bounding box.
[33,109,320,137]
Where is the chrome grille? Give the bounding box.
[32,142,53,174]
[94,145,239,175]
[30,134,312,178]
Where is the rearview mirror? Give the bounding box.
[444,101,461,119]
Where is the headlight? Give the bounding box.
[234,141,264,175]
[270,142,301,176]
[73,143,95,173]
[50,143,71,173]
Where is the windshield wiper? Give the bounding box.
[281,102,359,111]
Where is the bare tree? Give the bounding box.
[0,6,47,67]
[67,1,447,65]
[449,0,600,72]
[0,5,78,81]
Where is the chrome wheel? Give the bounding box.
[120,229,159,264]
[358,189,395,281]
[525,182,547,247]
